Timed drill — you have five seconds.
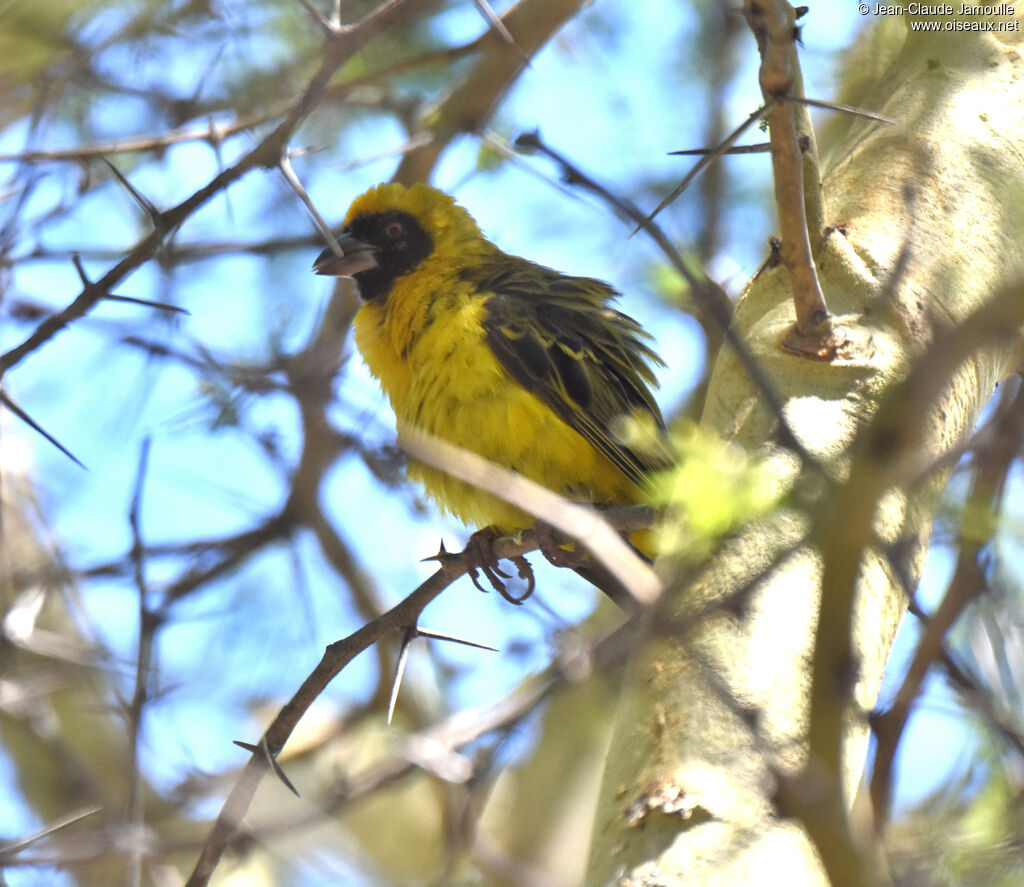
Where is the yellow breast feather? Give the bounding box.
[314,181,669,598]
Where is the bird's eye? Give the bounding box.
[384,221,404,239]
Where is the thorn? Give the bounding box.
[641,99,773,230]
[100,157,165,231]
[101,293,190,314]
[420,539,451,564]
[0,804,102,860]
[294,0,340,35]
[669,142,771,156]
[73,255,180,313]
[70,253,91,287]
[0,389,85,468]
[513,130,542,154]
[387,627,416,725]
[415,627,499,652]
[472,0,520,51]
[787,95,895,125]
[387,625,500,724]
[233,739,300,797]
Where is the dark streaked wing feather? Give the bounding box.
[468,256,669,487]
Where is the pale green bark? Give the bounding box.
[587,14,1024,886]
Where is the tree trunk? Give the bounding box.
[586,14,1024,886]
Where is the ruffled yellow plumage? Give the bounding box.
[317,182,668,561]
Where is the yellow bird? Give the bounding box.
[314,182,667,609]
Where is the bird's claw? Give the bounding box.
[504,554,536,603]
[464,527,536,605]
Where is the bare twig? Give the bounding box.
[125,438,155,887]
[0,0,433,378]
[805,283,1024,886]
[0,117,257,164]
[870,380,1024,826]
[646,100,773,225]
[395,0,588,183]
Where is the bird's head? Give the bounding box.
[313,182,486,301]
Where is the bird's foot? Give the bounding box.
[464,527,536,605]
[534,521,587,569]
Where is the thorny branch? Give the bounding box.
[182,502,653,887]
[742,0,845,359]
[0,0,432,378]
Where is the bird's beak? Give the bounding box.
[313,234,380,277]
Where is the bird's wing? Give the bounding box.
[469,259,670,487]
